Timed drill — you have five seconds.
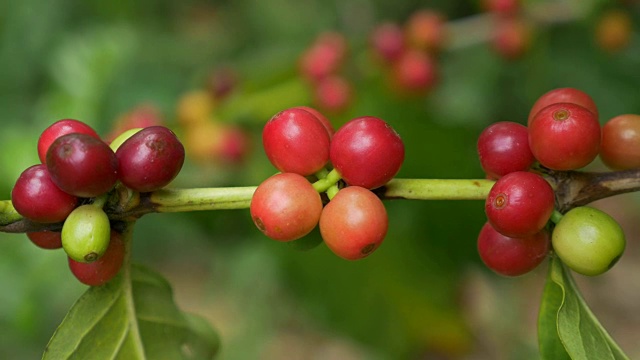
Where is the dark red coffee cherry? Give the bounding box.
[477,222,550,277]
[477,121,535,178]
[37,119,100,164]
[528,88,598,125]
[116,126,185,192]
[46,133,119,198]
[27,231,63,249]
[11,164,78,223]
[68,231,125,286]
[319,186,388,260]
[528,102,601,170]
[485,171,555,238]
[262,107,331,176]
[250,173,323,242]
[330,116,404,189]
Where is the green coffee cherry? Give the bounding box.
[109,127,143,152]
[62,204,111,263]
[552,206,625,276]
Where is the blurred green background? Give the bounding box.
[1,0,639,359]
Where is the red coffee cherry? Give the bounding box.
[477,121,535,178]
[319,186,388,260]
[313,75,353,113]
[491,16,532,60]
[405,9,447,53]
[262,107,331,176]
[528,88,598,125]
[292,106,335,138]
[477,222,550,277]
[330,116,404,189]
[529,102,601,170]
[46,133,119,198]
[299,32,347,83]
[485,171,555,238]
[27,231,63,250]
[68,231,125,286]
[600,114,640,170]
[391,49,438,94]
[11,164,78,223]
[482,0,520,16]
[116,126,185,192]
[370,22,405,64]
[37,119,100,164]
[250,173,323,242]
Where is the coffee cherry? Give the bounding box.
[482,0,520,15]
[313,75,353,113]
[27,231,63,250]
[485,171,555,238]
[46,133,119,198]
[319,186,388,260]
[69,231,125,286]
[477,222,550,277]
[176,90,214,127]
[552,207,625,276]
[250,173,323,242]
[405,9,447,53]
[37,119,100,164]
[61,204,111,263]
[491,16,531,60]
[370,22,405,64]
[528,88,598,125]
[330,116,404,189]
[477,121,535,178]
[595,9,632,53]
[599,114,640,170]
[391,49,438,93]
[109,128,143,152]
[11,164,78,223]
[262,107,331,176]
[299,32,347,83]
[116,126,185,192]
[528,102,601,170]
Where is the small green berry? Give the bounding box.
[62,204,111,263]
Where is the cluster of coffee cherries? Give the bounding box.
[11,119,185,286]
[477,87,628,277]
[250,106,404,260]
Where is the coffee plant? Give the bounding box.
[1,0,639,359]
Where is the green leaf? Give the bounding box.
[42,264,220,360]
[538,256,628,360]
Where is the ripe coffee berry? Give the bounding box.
[528,88,598,125]
[37,119,100,164]
[477,222,550,277]
[599,114,640,170]
[11,164,78,223]
[319,186,388,260]
[313,75,353,113]
[391,49,438,93]
[485,171,554,238]
[263,107,331,176]
[491,16,531,60]
[69,231,125,286]
[116,126,185,192]
[250,173,323,242]
[330,116,404,189]
[405,9,447,53]
[370,22,405,64]
[528,102,601,170]
[292,106,335,137]
[46,133,119,198]
[477,121,535,179]
[27,231,63,250]
[552,207,625,276]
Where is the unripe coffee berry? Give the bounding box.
[62,205,111,263]
[69,230,125,286]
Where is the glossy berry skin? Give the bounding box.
[62,204,111,263]
[330,116,404,189]
[37,119,100,164]
[485,171,554,238]
[552,207,625,276]
[528,102,601,170]
[319,186,388,260]
[250,173,323,242]
[27,231,63,249]
[46,133,119,198]
[11,164,78,223]
[293,106,335,138]
[600,114,640,170]
[477,222,550,277]
[528,88,598,125]
[116,126,185,192]
[477,121,535,178]
[69,231,125,286]
[263,107,331,176]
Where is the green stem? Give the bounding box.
[326,185,340,200]
[312,169,342,193]
[0,201,23,225]
[150,186,257,213]
[381,178,494,200]
[550,209,563,224]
